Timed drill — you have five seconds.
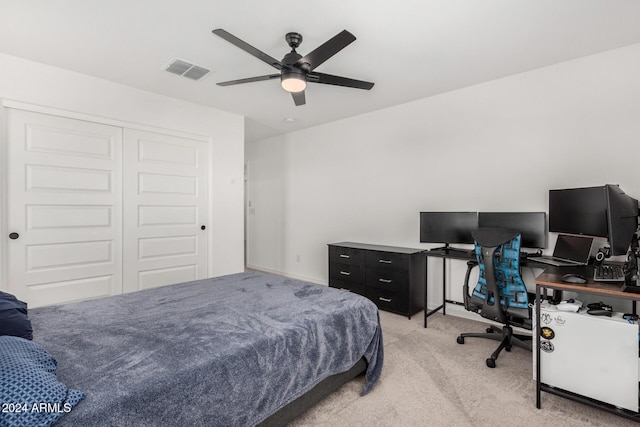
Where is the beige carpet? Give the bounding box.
[290,310,636,426]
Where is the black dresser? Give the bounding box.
[328,242,426,318]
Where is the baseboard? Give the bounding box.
[442,302,484,321]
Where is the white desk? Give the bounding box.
[535,272,640,421]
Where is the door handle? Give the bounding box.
[201,225,206,230]
[9,232,19,240]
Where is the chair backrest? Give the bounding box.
[471,227,529,323]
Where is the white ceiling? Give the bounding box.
[1,0,640,142]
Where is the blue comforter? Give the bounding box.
[30,272,383,426]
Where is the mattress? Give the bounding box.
[29,271,384,426]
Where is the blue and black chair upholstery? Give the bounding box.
[456,227,532,368]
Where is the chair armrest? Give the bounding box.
[462,260,479,311]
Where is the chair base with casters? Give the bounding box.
[456,227,533,368]
[457,323,531,368]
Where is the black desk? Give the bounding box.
[423,249,551,328]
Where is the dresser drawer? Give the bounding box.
[329,279,365,295]
[365,287,407,314]
[365,251,409,270]
[329,245,365,265]
[365,266,409,291]
[329,262,365,284]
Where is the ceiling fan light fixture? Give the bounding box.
[281,69,307,93]
[213,28,374,106]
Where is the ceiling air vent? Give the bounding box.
[165,59,211,81]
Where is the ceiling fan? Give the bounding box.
[212,28,374,106]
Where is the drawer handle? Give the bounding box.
[340,288,351,292]
[378,278,392,284]
[340,271,351,276]
[378,259,392,264]
[339,254,351,259]
[379,297,392,303]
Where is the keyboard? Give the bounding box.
[594,263,625,282]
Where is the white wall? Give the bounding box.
[0,53,245,285]
[246,42,640,310]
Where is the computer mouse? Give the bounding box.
[561,273,587,284]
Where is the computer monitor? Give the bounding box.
[478,212,547,249]
[420,212,477,246]
[549,185,639,256]
[549,186,608,237]
[605,184,639,256]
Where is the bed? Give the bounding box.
[15,271,383,426]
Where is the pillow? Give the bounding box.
[0,291,33,340]
[0,336,84,427]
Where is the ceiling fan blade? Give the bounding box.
[216,74,280,86]
[213,29,283,70]
[291,91,306,106]
[295,30,356,71]
[308,72,374,90]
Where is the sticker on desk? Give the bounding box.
[540,340,554,353]
[553,315,566,326]
[540,327,555,340]
[541,313,552,325]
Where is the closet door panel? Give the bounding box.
[123,129,209,292]
[6,109,123,307]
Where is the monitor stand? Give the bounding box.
[433,243,473,255]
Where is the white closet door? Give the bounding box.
[122,129,209,292]
[6,109,123,307]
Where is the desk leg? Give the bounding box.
[424,258,428,328]
[535,284,541,409]
[442,258,446,316]
[424,256,446,328]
